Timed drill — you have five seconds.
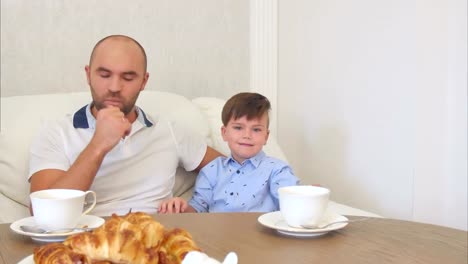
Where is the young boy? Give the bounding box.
[158,92,299,213]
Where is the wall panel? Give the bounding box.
[0,0,249,99]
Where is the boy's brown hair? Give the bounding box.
[221,92,271,127]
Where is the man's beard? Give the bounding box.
[92,93,139,115]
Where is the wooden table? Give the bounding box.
[0,213,466,264]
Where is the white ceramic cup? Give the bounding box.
[30,189,97,230]
[278,185,330,228]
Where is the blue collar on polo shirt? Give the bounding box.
[223,150,266,168]
[73,104,154,129]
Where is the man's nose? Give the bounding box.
[109,77,123,92]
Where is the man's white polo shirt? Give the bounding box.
[29,104,207,216]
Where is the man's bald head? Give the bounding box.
[89,35,147,72]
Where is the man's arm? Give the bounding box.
[29,144,107,192]
[29,107,131,193]
[194,146,223,172]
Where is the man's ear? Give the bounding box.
[85,65,91,85]
[221,126,227,142]
[140,72,150,91]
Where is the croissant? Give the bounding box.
[159,228,202,264]
[34,212,200,264]
[64,213,164,264]
[33,242,90,264]
[123,211,165,248]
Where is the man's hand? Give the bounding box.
[91,107,131,153]
[30,107,132,194]
[158,197,193,214]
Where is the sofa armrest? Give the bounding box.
[0,194,29,223]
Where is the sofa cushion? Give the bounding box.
[0,92,94,224]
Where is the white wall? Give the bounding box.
[278,0,467,230]
[0,0,249,99]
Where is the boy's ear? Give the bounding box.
[264,129,270,145]
[221,126,228,141]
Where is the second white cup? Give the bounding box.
[278,185,330,228]
[30,189,97,230]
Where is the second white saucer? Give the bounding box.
[258,211,348,237]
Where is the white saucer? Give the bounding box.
[257,211,348,237]
[10,215,104,242]
[17,254,33,264]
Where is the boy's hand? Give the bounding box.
[158,197,189,214]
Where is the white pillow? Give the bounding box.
[137,91,211,145]
[191,97,229,155]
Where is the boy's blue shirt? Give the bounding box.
[189,151,299,212]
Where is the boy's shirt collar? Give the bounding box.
[223,150,266,168]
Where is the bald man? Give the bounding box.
[28,35,221,216]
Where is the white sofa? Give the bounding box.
[0,91,380,223]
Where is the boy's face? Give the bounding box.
[221,113,270,164]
